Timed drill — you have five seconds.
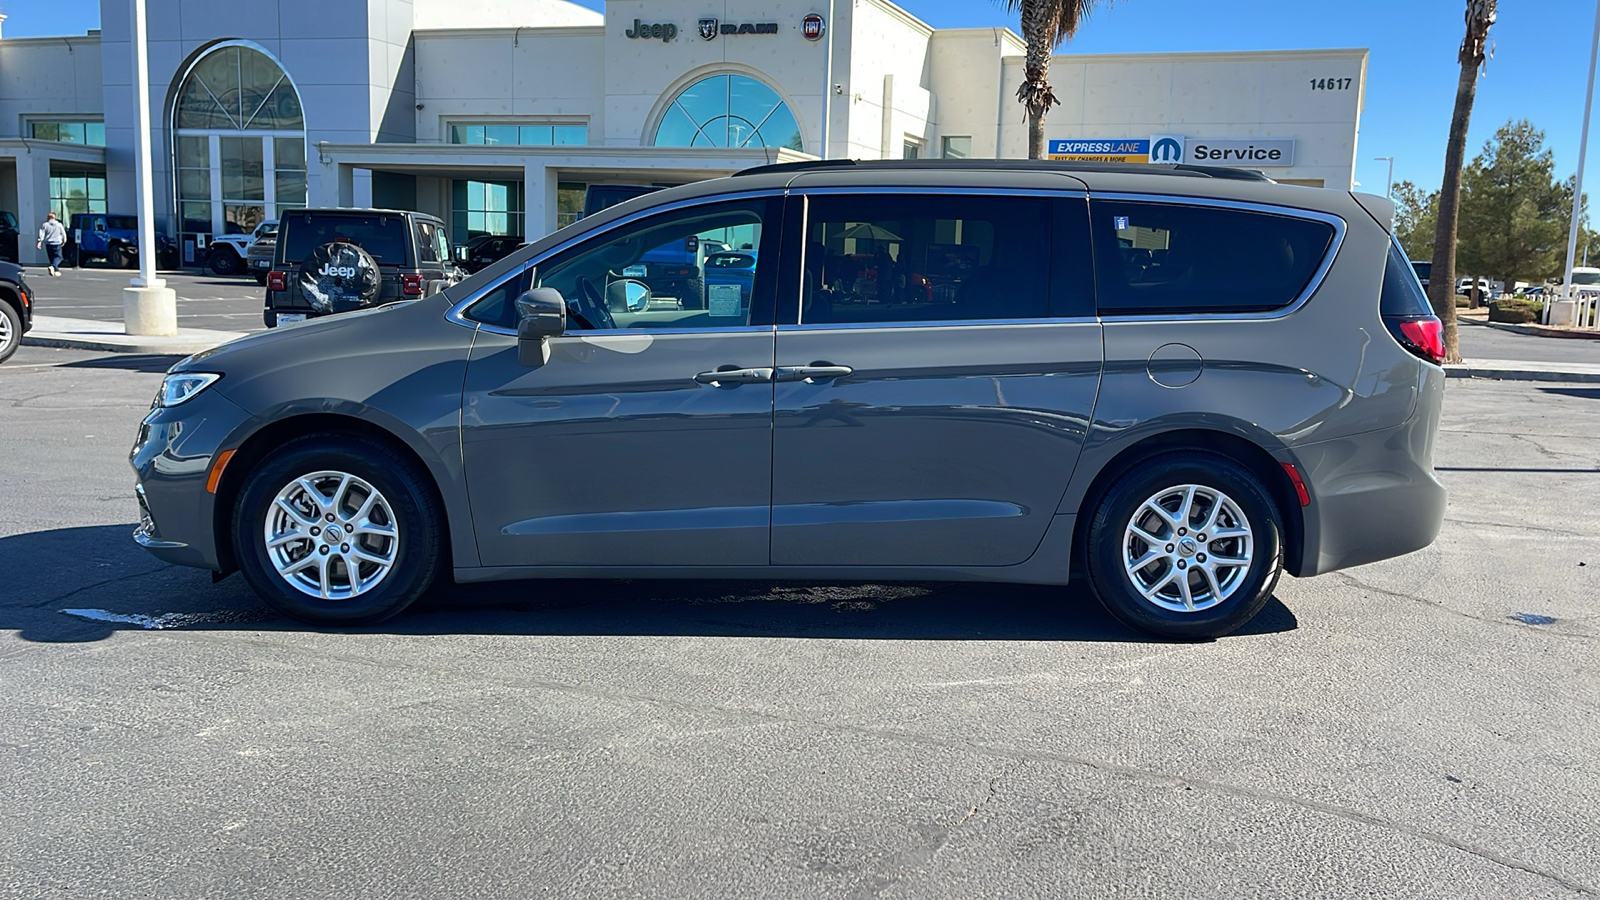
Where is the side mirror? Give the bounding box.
[605,278,652,313]
[516,287,567,367]
[454,245,469,263]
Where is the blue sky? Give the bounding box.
[5,0,1597,197]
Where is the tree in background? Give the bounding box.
[1457,120,1575,299]
[1003,0,1114,159]
[1427,0,1496,363]
[1392,181,1439,262]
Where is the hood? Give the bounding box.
[172,297,437,374]
[0,260,24,283]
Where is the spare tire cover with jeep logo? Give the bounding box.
[299,241,382,313]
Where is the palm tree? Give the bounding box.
[1003,0,1112,159]
[1428,0,1497,363]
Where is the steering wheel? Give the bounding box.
[573,275,616,330]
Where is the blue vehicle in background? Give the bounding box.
[67,213,178,269]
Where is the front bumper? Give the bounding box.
[129,385,258,570]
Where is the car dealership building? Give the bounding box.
[0,0,1367,266]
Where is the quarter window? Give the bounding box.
[799,194,1071,325]
[1091,200,1337,315]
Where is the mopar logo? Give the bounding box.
[1150,136,1184,163]
[319,263,357,278]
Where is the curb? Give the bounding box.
[1444,365,1600,384]
[22,333,231,355]
[22,315,248,356]
[1459,317,1600,341]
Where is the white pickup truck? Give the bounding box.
[207,219,277,276]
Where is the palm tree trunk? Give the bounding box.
[1427,57,1479,364]
[1016,0,1061,159]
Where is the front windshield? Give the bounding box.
[1571,270,1600,286]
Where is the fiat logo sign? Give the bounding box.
[802,14,825,40]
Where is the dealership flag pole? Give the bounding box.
[122,0,177,336]
[1557,0,1600,325]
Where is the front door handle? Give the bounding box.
[775,364,853,383]
[694,366,774,386]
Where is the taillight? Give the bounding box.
[1384,315,1445,365]
[266,270,287,291]
[402,274,424,296]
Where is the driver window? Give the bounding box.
[533,200,772,330]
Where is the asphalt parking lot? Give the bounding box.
[2,346,1598,898]
[27,265,265,333]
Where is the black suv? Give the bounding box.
[264,209,462,328]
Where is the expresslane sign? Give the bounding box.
[1047,139,1149,162]
[1048,135,1296,167]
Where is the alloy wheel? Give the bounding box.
[1122,484,1254,613]
[263,470,400,600]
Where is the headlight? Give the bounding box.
[156,372,221,407]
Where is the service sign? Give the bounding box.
[1185,138,1296,166]
[1047,139,1149,162]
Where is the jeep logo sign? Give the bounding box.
[319,263,357,279]
[624,19,678,41]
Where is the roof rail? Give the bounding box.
[734,158,1274,182]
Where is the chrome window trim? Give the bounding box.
[778,316,1099,333]
[445,188,787,335]
[1089,192,1348,324]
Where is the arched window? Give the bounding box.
[653,74,802,152]
[172,43,306,259]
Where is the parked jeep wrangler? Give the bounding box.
[264,209,462,328]
[67,213,177,269]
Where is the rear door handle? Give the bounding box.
[775,365,853,383]
[694,367,774,386]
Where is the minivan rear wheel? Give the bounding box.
[232,434,442,626]
[1085,452,1282,639]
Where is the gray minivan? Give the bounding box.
[132,161,1447,638]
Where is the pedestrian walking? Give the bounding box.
[37,212,67,276]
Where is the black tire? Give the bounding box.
[0,301,20,364]
[298,241,382,314]
[107,246,127,269]
[1085,451,1283,640]
[254,271,268,286]
[232,434,443,626]
[209,247,242,276]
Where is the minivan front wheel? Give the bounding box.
[233,435,442,626]
[1086,452,1282,639]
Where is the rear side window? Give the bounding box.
[1382,242,1433,316]
[1091,200,1336,315]
[107,216,138,230]
[799,194,1078,325]
[279,212,412,265]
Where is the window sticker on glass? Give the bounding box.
[623,264,647,278]
[1113,215,1130,230]
[708,284,743,317]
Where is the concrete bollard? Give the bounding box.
[124,283,178,336]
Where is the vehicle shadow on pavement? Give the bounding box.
[59,354,190,374]
[0,524,1298,645]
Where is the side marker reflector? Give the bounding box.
[206,449,236,494]
[1281,462,1310,507]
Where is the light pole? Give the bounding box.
[819,0,835,159]
[1373,156,1394,198]
[122,0,177,335]
[1557,0,1600,325]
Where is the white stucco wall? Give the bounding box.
[0,34,104,137]
[841,0,933,160]
[999,48,1368,188]
[928,28,1021,159]
[413,27,605,144]
[413,0,603,30]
